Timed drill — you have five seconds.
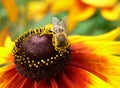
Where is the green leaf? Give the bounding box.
[31,13,54,28]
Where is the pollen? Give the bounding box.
[13,27,71,82]
[28,61,30,63]
[54,57,56,59]
[36,65,38,68]
[41,59,45,63]
[51,61,53,64]
[37,61,40,64]
[47,59,50,61]
[32,60,34,63]
[45,63,49,66]
[52,56,55,59]
[29,64,32,67]
[56,55,58,57]
[27,57,29,60]
[60,53,63,56]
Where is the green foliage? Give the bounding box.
[71,11,119,35]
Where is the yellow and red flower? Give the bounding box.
[0,23,120,88]
[51,0,120,32]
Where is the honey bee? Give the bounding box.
[52,17,68,47]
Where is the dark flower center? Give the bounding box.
[12,27,71,82]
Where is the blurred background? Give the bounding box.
[0,0,120,41]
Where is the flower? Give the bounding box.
[1,0,52,24]
[0,17,120,88]
[1,0,18,23]
[27,0,52,22]
[51,0,120,32]
[82,0,120,21]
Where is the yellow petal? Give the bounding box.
[68,27,120,44]
[68,4,96,31]
[51,0,75,14]
[0,26,10,46]
[5,36,14,49]
[101,3,120,21]
[0,36,13,56]
[83,41,120,55]
[68,5,96,21]
[46,0,54,4]
[87,74,113,88]
[65,66,113,88]
[0,53,14,64]
[0,36,14,64]
[0,64,23,88]
[27,1,49,21]
[71,42,120,88]
[1,0,18,23]
[82,0,118,7]
[0,64,14,76]
[91,55,120,88]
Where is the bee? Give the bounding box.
[52,17,68,47]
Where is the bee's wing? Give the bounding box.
[60,16,68,33]
[52,17,60,33]
[52,17,60,26]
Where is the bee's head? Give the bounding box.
[52,17,67,34]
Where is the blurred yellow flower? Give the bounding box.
[51,0,120,32]
[82,0,120,21]
[1,0,18,23]
[27,0,53,22]
[1,0,53,24]
[100,3,120,21]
